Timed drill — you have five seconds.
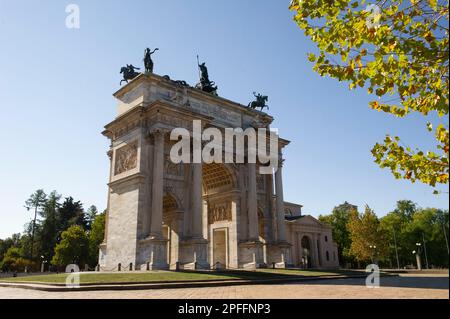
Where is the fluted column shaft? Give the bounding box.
[275,164,287,242]
[247,163,259,241]
[191,162,203,238]
[150,131,164,238]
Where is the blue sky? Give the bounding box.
[0,1,448,239]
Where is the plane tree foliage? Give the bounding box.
[289,0,449,189]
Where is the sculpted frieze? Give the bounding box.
[114,141,138,175]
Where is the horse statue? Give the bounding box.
[162,75,190,87]
[195,81,218,95]
[248,92,269,111]
[143,47,159,73]
[120,64,140,85]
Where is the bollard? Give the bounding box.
[96,264,100,272]
[118,263,121,271]
[175,261,180,272]
[129,263,133,271]
[146,262,150,271]
[272,262,276,269]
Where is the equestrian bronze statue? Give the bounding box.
[120,64,140,85]
[248,92,269,111]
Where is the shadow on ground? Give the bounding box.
[174,269,365,280]
[288,275,449,290]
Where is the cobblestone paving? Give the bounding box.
[0,274,447,299]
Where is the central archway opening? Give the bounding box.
[202,163,236,269]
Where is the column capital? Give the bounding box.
[146,127,169,142]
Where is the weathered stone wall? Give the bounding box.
[104,180,142,270]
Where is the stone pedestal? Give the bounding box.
[98,243,107,269]
[267,241,291,268]
[138,237,169,270]
[239,241,265,269]
[179,238,210,270]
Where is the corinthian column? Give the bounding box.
[275,160,287,242]
[181,153,209,270]
[191,162,203,239]
[150,130,164,238]
[247,163,259,241]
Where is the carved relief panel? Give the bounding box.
[208,202,232,224]
[114,141,138,175]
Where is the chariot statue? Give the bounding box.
[195,56,218,95]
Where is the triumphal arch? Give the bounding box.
[99,72,339,271]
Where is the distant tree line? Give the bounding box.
[320,200,449,269]
[0,189,105,272]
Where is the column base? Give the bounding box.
[138,237,169,270]
[98,243,107,269]
[179,238,210,270]
[238,241,265,269]
[267,241,292,268]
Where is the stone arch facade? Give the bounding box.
[100,73,294,271]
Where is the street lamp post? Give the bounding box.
[422,233,429,269]
[25,205,38,261]
[442,218,449,255]
[393,227,400,269]
[40,256,47,273]
[413,243,422,270]
[369,245,377,264]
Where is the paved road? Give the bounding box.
[0,274,448,299]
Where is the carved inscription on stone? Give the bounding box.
[114,141,138,175]
[208,202,232,224]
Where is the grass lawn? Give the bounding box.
[0,269,366,285]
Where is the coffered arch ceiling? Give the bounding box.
[202,163,236,194]
[163,193,179,212]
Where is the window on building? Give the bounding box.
[325,235,328,242]
[326,251,329,261]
